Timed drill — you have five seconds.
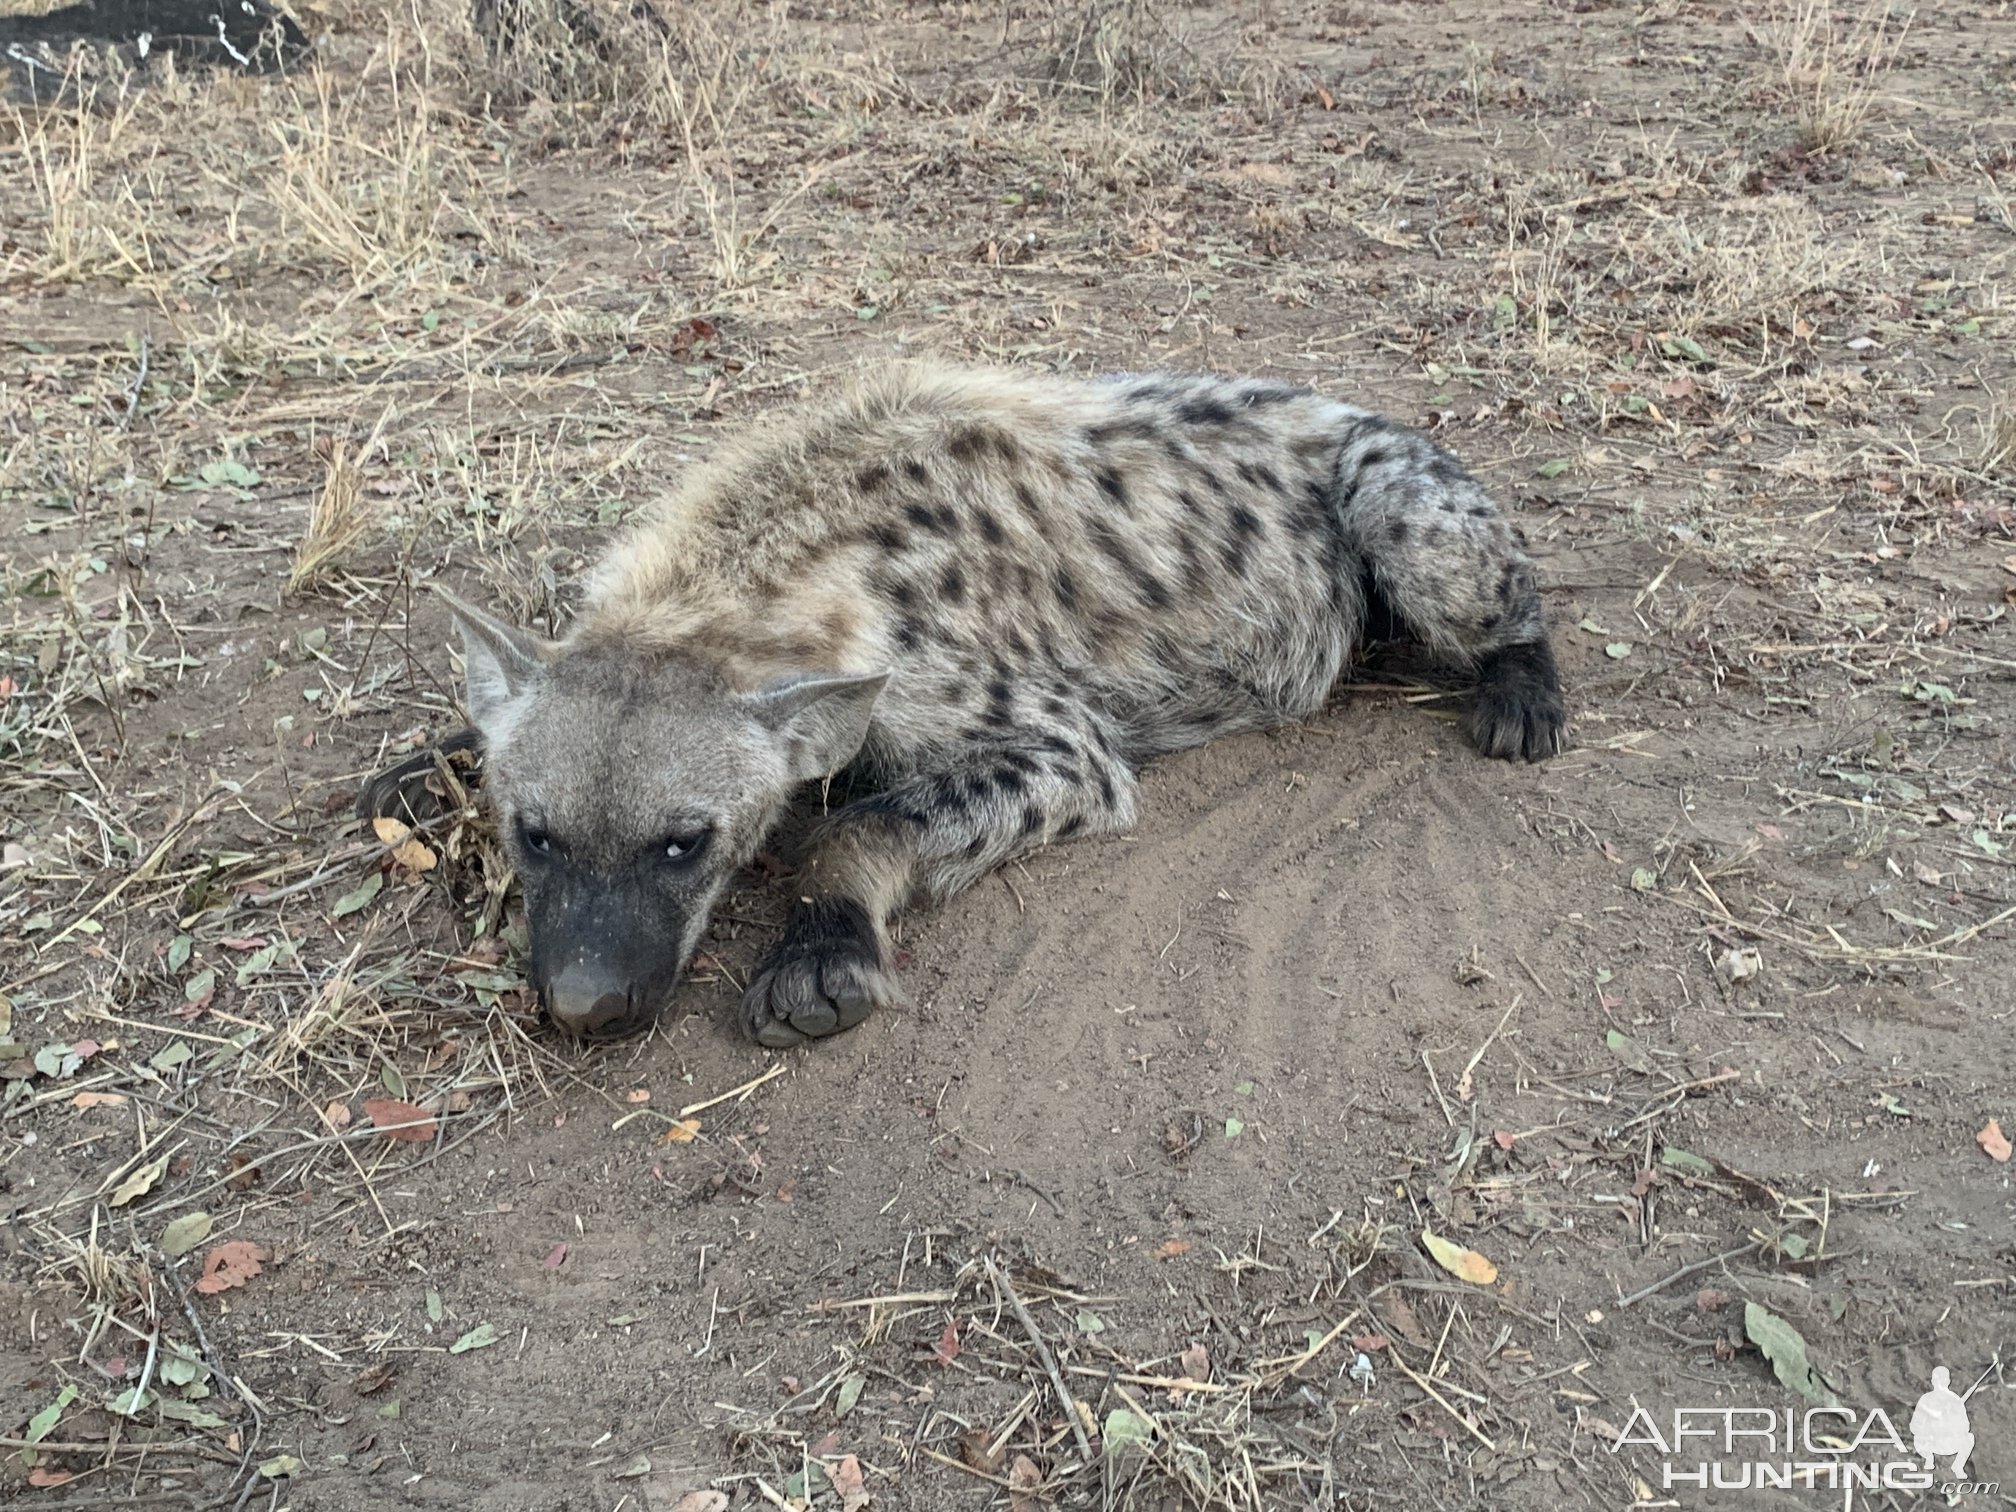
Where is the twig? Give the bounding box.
[1615,1241,1760,1308]
[1389,1354,1496,1451]
[985,1255,1093,1460]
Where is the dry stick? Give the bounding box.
[1389,1354,1496,1452]
[985,1256,1093,1461]
[1615,1240,1761,1308]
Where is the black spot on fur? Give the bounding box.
[1469,505,1492,519]
[975,508,1006,545]
[1087,419,1161,447]
[1013,482,1043,520]
[1020,804,1045,836]
[1053,567,1080,610]
[904,459,929,485]
[1388,518,1410,545]
[940,566,966,601]
[856,464,892,493]
[895,617,923,652]
[1058,815,1086,838]
[887,579,917,609]
[947,427,987,462]
[1229,504,1264,541]
[1094,765,1116,807]
[1096,467,1130,510]
[999,749,1042,775]
[1176,488,1203,518]
[1178,395,1236,426]
[1126,378,1177,404]
[992,765,1028,796]
[868,523,909,553]
[1236,460,1282,494]
[1241,382,1305,407]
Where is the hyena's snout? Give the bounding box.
[530,891,691,1040]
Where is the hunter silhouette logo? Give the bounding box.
[1911,1365,1985,1478]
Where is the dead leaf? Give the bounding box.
[321,1100,352,1131]
[371,815,437,873]
[1153,1239,1191,1260]
[1351,1333,1390,1352]
[1178,1342,1210,1384]
[195,1241,269,1296]
[109,1153,170,1208]
[623,1088,650,1104]
[1492,1129,1516,1150]
[1008,1454,1042,1512]
[1378,1289,1431,1346]
[933,1318,961,1366]
[830,1453,871,1512]
[1715,946,1763,985]
[363,1098,436,1143]
[543,1242,569,1271]
[656,1118,702,1146]
[27,1467,75,1488]
[71,1091,127,1109]
[1978,1119,2012,1162]
[958,1427,1001,1473]
[353,1361,395,1395]
[1422,1229,1499,1286]
[670,1496,728,1512]
[1696,1288,1730,1313]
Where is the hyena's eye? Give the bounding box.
[518,821,553,857]
[660,827,712,863]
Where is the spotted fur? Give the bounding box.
[405,365,1566,1045]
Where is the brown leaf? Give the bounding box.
[1352,1333,1390,1352]
[830,1453,871,1512]
[1008,1454,1043,1512]
[1696,1288,1731,1313]
[1492,1129,1516,1150]
[933,1318,961,1366]
[1978,1119,2012,1163]
[372,815,437,873]
[656,1118,702,1146]
[321,1100,352,1131]
[670,1495,728,1512]
[1178,1342,1210,1384]
[195,1241,269,1295]
[543,1242,569,1271]
[958,1427,1001,1473]
[1422,1229,1499,1285]
[353,1361,396,1395]
[27,1467,75,1488]
[1378,1290,1431,1346]
[71,1091,128,1109]
[363,1098,436,1143]
[1153,1239,1191,1260]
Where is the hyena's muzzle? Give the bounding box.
[524,874,694,1039]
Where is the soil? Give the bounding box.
[2,2,2013,1510]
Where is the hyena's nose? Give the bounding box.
[545,964,645,1039]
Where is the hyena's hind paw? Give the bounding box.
[1466,641,1567,762]
[355,727,485,827]
[741,897,904,1049]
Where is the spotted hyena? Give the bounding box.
[373,365,1566,1045]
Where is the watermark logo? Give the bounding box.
[1609,1363,1999,1497]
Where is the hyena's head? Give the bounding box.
[440,592,886,1039]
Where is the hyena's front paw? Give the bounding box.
[1467,641,1567,763]
[741,896,900,1049]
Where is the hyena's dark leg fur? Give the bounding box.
[1333,419,1567,762]
[742,726,1138,1047]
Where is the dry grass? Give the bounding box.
[288,434,375,592]
[1753,0,1913,152]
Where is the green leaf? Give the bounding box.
[1744,1301,1835,1406]
[108,1386,156,1416]
[421,310,442,332]
[156,1397,227,1428]
[1631,868,1658,892]
[235,942,280,986]
[1233,1081,1254,1096]
[449,1322,497,1354]
[1224,1117,1245,1138]
[855,305,880,321]
[1535,457,1572,479]
[24,1384,79,1445]
[167,935,193,972]
[258,1455,305,1479]
[150,1040,193,1073]
[1660,1146,1715,1178]
[1604,1028,1652,1074]
[1779,1232,1810,1260]
[110,1152,171,1207]
[835,1372,866,1418]
[183,967,216,1003]
[1075,1309,1106,1334]
[1660,334,1709,363]
[332,872,384,918]
[1103,1407,1153,1451]
[159,1346,207,1388]
[378,1399,402,1420]
[1605,642,1633,659]
[1490,294,1517,330]
[34,1043,65,1078]
[381,1064,407,1100]
[160,1210,213,1257]
[426,1290,444,1323]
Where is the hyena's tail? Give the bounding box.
[1329,414,1567,762]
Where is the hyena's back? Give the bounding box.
[583,365,1548,767]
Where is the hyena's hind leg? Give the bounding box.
[1333,418,1568,762]
[743,722,1139,1048]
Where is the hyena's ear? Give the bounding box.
[743,670,889,783]
[432,585,557,737]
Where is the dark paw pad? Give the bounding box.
[742,896,898,1049]
[1467,641,1567,762]
[356,727,484,827]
